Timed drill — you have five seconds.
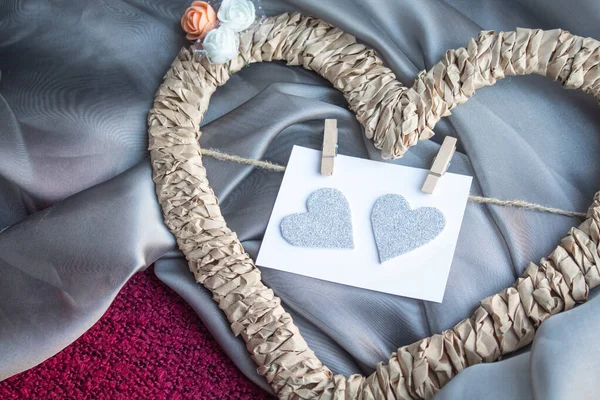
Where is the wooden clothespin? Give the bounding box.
[422,136,457,194]
[321,119,338,176]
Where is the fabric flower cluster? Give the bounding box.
[181,0,256,64]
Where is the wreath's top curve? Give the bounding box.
[156,12,600,161]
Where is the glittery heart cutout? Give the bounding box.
[280,188,354,249]
[371,194,445,262]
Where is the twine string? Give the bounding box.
[200,148,587,219]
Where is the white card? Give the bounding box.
[256,146,472,302]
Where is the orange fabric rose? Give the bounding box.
[181,1,218,41]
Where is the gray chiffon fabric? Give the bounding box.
[1,0,600,398]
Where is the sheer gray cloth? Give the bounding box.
[1,0,600,398]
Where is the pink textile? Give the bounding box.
[0,268,269,399]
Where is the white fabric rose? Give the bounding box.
[203,26,240,64]
[217,0,256,33]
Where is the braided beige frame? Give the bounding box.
[148,13,600,400]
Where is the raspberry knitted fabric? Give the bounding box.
[0,268,269,400]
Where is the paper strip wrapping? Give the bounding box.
[148,13,600,399]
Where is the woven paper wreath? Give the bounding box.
[148,12,600,400]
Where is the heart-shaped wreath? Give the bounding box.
[148,10,600,400]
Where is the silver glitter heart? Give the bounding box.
[280,188,354,249]
[371,194,445,262]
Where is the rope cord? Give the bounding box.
[201,148,587,219]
